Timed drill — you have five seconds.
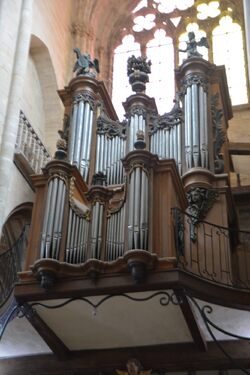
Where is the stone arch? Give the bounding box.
[23,35,64,156]
[0,202,33,256]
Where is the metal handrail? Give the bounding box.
[0,225,29,307]
[172,207,250,289]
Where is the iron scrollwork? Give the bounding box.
[188,294,250,375]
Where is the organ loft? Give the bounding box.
[20,41,234,287]
[2,32,250,375]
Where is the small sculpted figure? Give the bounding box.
[179,31,209,58]
[117,358,151,375]
[73,48,100,76]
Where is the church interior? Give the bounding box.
[0,0,250,374]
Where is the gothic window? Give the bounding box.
[212,15,248,105]
[112,0,248,119]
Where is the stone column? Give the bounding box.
[243,0,250,82]
[0,0,33,232]
[0,0,23,145]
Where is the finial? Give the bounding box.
[54,138,67,160]
[127,55,151,93]
[73,48,100,77]
[134,130,146,150]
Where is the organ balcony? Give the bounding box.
[2,52,250,366]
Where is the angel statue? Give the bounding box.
[117,358,151,375]
[73,48,100,76]
[179,31,209,59]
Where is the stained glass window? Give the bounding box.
[112,0,248,119]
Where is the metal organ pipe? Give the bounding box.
[65,206,89,263]
[128,167,149,250]
[106,204,125,261]
[182,76,209,171]
[40,177,66,259]
[95,130,126,185]
[68,95,94,181]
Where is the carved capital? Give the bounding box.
[181,74,208,94]
[128,106,147,118]
[73,91,95,110]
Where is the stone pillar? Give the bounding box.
[0,0,23,145]
[243,0,250,82]
[0,0,33,233]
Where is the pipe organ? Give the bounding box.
[25,52,232,274]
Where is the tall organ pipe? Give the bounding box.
[68,95,94,181]
[127,167,149,250]
[40,177,66,259]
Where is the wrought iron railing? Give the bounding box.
[15,111,51,174]
[0,225,29,307]
[172,207,250,289]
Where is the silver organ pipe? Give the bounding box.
[149,104,182,174]
[185,86,192,169]
[183,75,209,171]
[127,167,149,250]
[74,100,84,165]
[40,177,66,259]
[65,206,89,263]
[68,94,94,181]
[191,84,199,167]
[90,202,104,259]
[106,204,126,261]
[95,131,126,185]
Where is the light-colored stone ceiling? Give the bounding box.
[71,0,139,48]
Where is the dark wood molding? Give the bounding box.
[1,340,250,375]
[175,290,207,351]
[15,269,250,311]
[23,303,70,360]
[229,142,250,155]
